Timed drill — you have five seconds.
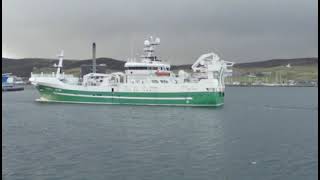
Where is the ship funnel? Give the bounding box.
[92,42,96,73]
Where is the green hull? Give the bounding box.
[36,84,224,107]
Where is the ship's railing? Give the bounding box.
[30,72,75,78]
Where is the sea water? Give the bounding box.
[2,86,318,179]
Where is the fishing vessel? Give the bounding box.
[29,37,233,106]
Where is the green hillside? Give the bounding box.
[228,64,318,84]
[2,57,318,84]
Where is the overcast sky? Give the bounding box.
[2,0,318,64]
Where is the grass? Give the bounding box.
[229,65,318,83]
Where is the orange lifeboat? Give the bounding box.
[155,70,170,76]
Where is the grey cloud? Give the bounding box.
[2,0,318,64]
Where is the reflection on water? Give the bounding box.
[264,105,317,111]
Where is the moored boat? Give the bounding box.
[2,73,25,91]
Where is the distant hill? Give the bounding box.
[2,57,318,78]
[234,58,318,68]
[2,57,124,77]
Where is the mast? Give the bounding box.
[92,42,96,73]
[55,50,64,78]
[142,36,160,62]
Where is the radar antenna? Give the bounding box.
[141,36,161,62]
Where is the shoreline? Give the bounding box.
[226,85,318,87]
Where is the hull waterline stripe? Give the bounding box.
[36,98,223,107]
[53,92,193,100]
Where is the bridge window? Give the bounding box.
[126,67,148,70]
[160,80,168,83]
[147,67,158,70]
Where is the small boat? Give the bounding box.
[2,85,24,91]
[2,73,25,91]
